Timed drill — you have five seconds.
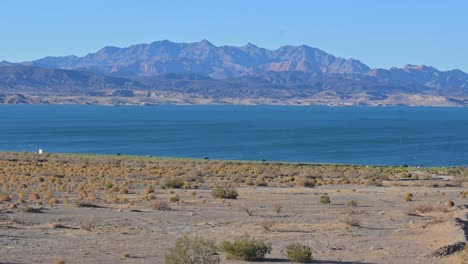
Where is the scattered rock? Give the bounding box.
[445,201,455,208]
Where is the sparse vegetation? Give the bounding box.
[286,243,312,263]
[165,236,219,264]
[220,235,272,261]
[0,152,466,263]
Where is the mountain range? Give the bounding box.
[0,40,467,106]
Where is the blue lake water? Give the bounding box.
[0,104,467,166]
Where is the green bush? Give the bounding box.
[165,178,184,189]
[211,187,239,199]
[220,235,272,261]
[320,195,331,204]
[164,236,219,264]
[286,243,312,263]
[104,182,114,189]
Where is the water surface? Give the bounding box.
[1,105,467,166]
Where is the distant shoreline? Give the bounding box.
[0,101,466,107]
[1,92,466,107]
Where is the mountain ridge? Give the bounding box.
[0,40,467,106]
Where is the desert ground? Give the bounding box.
[0,152,467,264]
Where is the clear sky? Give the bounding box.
[1,0,467,71]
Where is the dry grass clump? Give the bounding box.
[445,200,455,208]
[259,219,276,231]
[48,197,59,205]
[403,193,413,202]
[341,212,361,227]
[347,200,358,207]
[273,204,282,214]
[220,234,272,261]
[54,257,65,264]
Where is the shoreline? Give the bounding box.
[0,151,464,169]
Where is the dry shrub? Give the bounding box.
[445,200,455,208]
[341,213,360,227]
[169,195,180,203]
[364,178,383,186]
[29,193,40,201]
[54,257,65,264]
[220,234,272,261]
[273,204,282,214]
[259,219,276,231]
[145,185,155,195]
[286,243,312,263]
[165,178,184,189]
[211,187,238,199]
[79,218,96,231]
[294,177,315,188]
[320,195,330,204]
[0,194,11,203]
[403,193,413,202]
[48,197,59,205]
[151,200,171,211]
[165,236,219,264]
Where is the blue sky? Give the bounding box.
[1,0,467,71]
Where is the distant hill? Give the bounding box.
[0,40,467,106]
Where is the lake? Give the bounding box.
[0,104,467,166]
